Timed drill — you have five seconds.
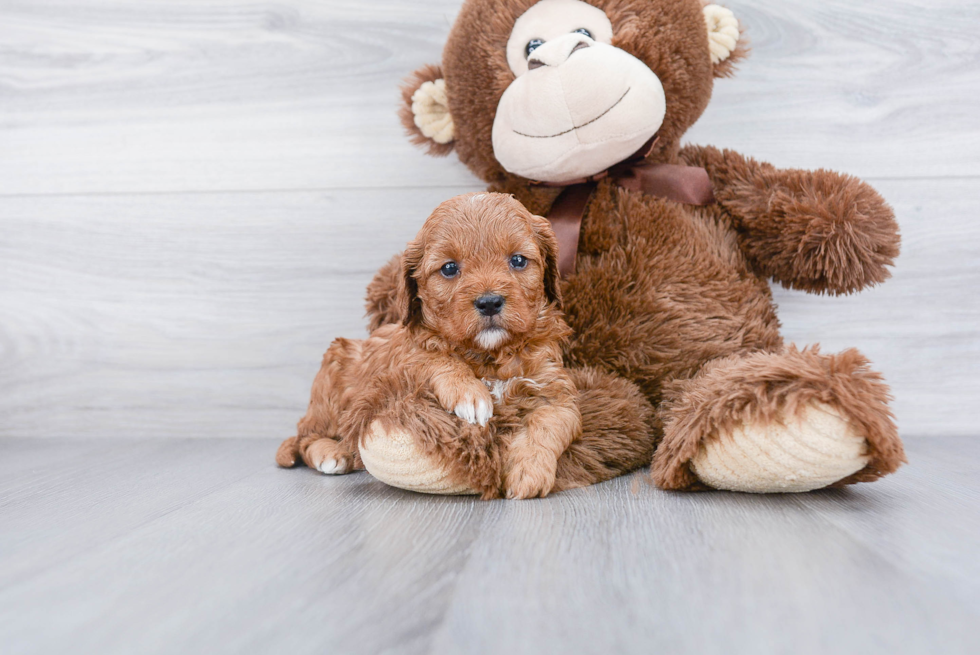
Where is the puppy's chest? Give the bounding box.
[470,353,552,413]
[479,377,551,428]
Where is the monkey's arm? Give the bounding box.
[679,144,900,295]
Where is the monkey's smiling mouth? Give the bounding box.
[512,87,631,139]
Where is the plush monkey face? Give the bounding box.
[492,0,666,182]
[401,0,745,185]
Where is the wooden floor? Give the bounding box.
[2,0,980,652]
[1,437,978,654]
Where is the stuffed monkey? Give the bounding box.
[347,0,906,494]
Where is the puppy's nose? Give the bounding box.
[474,294,505,317]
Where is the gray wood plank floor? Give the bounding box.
[1,437,977,655]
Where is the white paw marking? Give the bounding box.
[454,401,476,424]
[475,399,493,426]
[454,393,494,426]
[317,458,347,475]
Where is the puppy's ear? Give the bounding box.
[365,253,406,332]
[400,238,425,328]
[399,64,455,156]
[529,213,563,309]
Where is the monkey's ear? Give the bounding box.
[702,4,749,78]
[399,64,456,156]
[400,239,426,328]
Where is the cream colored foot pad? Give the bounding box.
[691,401,869,493]
[359,422,477,495]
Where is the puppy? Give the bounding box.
[276,192,581,499]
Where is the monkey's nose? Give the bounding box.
[527,37,591,70]
[474,294,505,317]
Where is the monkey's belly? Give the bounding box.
[566,199,783,388]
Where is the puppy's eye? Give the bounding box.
[440,261,459,278]
[573,28,593,39]
[509,254,528,270]
[525,38,544,58]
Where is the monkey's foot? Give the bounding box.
[653,347,906,492]
[690,401,868,493]
[359,422,478,495]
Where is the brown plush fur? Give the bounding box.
[554,366,659,491]
[278,193,590,499]
[679,145,901,295]
[375,0,906,491]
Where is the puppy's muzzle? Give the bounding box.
[474,294,505,317]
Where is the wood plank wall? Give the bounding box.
[1,0,978,438]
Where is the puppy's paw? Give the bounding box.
[316,458,352,475]
[451,384,494,427]
[306,439,356,476]
[504,452,558,500]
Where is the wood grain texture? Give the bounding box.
[0,438,269,588]
[1,0,979,196]
[0,437,977,655]
[2,179,977,438]
[0,3,978,434]
[0,186,471,438]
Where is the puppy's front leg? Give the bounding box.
[505,400,581,500]
[427,356,494,427]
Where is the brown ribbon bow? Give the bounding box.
[543,140,716,276]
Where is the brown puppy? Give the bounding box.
[276,192,581,499]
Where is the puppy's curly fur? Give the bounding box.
[276,193,582,499]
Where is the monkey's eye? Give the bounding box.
[440,261,459,278]
[573,28,593,39]
[509,254,529,270]
[525,38,544,58]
